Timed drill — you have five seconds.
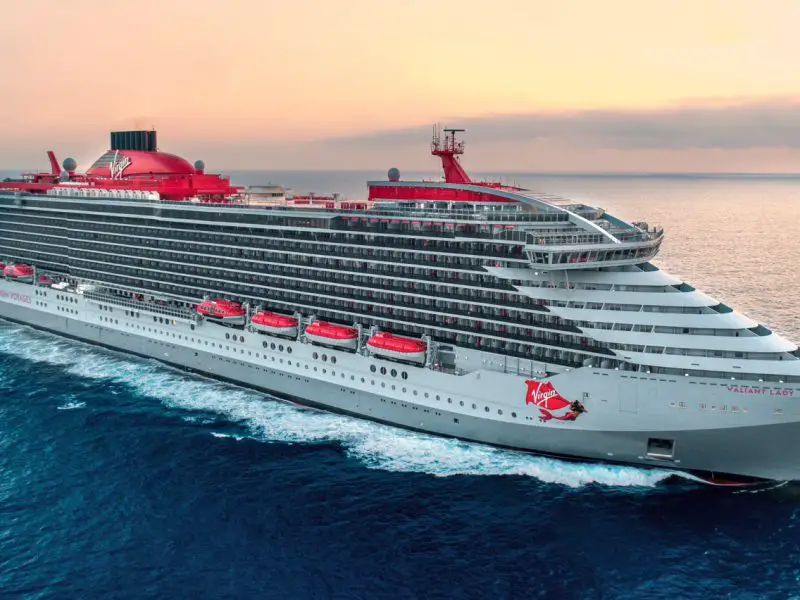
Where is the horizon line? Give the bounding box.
[2,167,799,179]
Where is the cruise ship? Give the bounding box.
[1,127,798,484]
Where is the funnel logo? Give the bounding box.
[110,155,132,179]
[525,380,587,423]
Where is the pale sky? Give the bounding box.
[2,0,800,172]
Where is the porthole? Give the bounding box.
[380,366,386,375]
[239,336,244,342]
[225,333,230,340]
[511,412,517,418]
[262,341,268,348]
[329,355,335,364]
[390,369,397,377]
[153,316,157,322]
[279,345,284,352]
[424,393,429,398]
[484,406,490,412]
[402,387,407,393]
[287,347,292,354]
[436,395,440,401]
[271,342,276,350]
[401,372,408,380]
[459,400,464,406]
[472,404,477,410]
[370,365,377,373]
[498,409,503,415]
[413,390,418,396]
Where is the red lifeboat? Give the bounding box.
[251,311,298,337]
[196,299,246,326]
[38,274,55,286]
[366,332,427,364]
[3,263,34,283]
[304,321,358,350]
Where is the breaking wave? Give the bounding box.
[0,323,680,489]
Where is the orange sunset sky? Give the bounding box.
[2,0,800,172]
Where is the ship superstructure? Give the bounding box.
[1,127,799,483]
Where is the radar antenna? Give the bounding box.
[431,125,471,184]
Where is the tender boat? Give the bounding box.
[304,321,358,350]
[366,332,427,363]
[251,311,298,337]
[196,299,246,326]
[3,264,34,282]
[38,274,55,286]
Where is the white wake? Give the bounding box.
[0,324,680,489]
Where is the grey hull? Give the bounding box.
[2,284,800,481]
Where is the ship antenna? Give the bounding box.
[431,125,471,184]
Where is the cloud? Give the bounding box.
[4,97,800,173]
[327,97,800,150]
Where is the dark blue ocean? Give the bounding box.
[2,172,800,599]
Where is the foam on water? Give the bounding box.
[56,401,86,411]
[0,323,678,489]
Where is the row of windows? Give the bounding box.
[73,267,603,369]
[64,259,606,363]
[65,248,565,332]
[66,234,516,293]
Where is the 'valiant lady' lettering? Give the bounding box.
[727,385,794,397]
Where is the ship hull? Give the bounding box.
[2,279,800,482]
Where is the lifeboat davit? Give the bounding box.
[196,299,246,326]
[305,321,358,350]
[3,264,34,283]
[366,332,427,364]
[251,311,298,337]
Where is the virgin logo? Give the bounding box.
[110,155,132,179]
[525,380,570,411]
[525,380,586,422]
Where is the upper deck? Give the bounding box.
[0,126,664,269]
